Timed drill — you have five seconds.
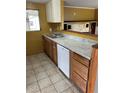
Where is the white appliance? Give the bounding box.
[65,22,90,32]
[57,44,70,78]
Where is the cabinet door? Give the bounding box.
[47,39,52,59]
[71,71,87,93]
[44,37,49,55]
[44,37,52,58]
[70,52,89,93]
[46,0,61,22]
[52,42,57,65]
[52,0,61,22]
[46,0,53,22]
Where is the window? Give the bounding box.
[26,9,40,31]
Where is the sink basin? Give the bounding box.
[47,33,64,38]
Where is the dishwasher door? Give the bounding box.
[57,44,70,78]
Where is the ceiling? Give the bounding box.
[26,0,98,8]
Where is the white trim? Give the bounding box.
[64,6,97,9]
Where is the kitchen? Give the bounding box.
[26,0,98,93]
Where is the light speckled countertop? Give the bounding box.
[44,34,97,60]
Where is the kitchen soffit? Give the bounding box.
[26,0,98,8]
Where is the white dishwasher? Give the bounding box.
[57,44,70,78]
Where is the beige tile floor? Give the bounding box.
[26,53,82,93]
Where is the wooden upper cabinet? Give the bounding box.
[46,0,61,23]
[64,6,96,21]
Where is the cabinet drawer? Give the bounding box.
[72,71,87,93]
[71,52,89,67]
[72,58,88,80]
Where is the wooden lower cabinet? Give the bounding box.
[71,51,90,93]
[43,36,98,93]
[43,37,51,57]
[87,45,98,93]
[71,45,98,93]
[43,36,57,65]
[72,58,88,81]
[72,71,87,93]
[71,52,89,67]
[52,42,57,65]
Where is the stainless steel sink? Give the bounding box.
[47,33,64,38]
